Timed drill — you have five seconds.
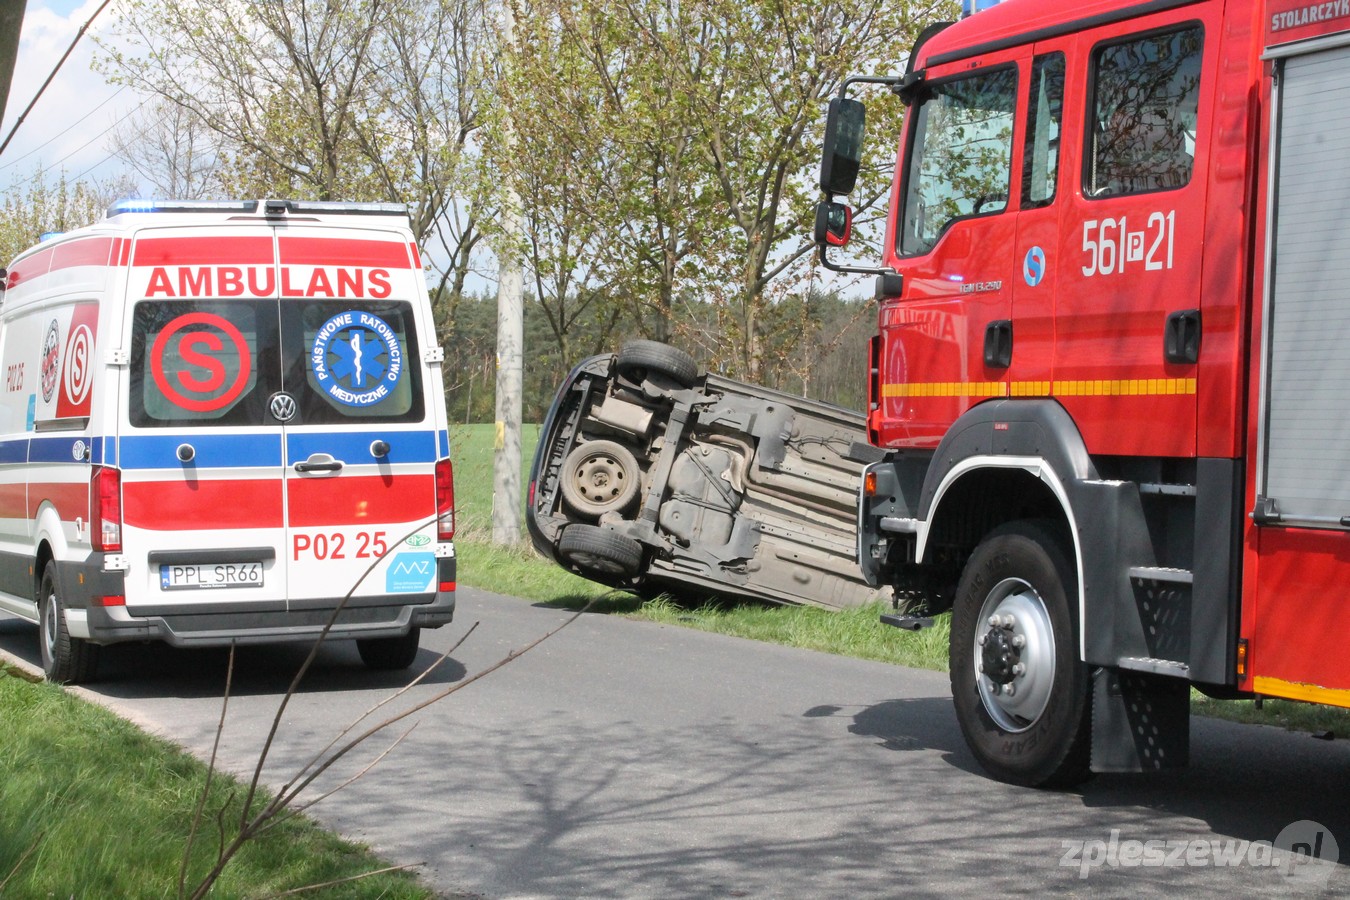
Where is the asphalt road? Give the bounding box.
[3,586,1350,898]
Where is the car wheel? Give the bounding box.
[39,562,99,684]
[949,521,1090,788]
[616,340,697,389]
[558,524,643,578]
[561,439,642,517]
[357,627,421,670]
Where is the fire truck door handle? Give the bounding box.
[294,453,344,474]
[984,320,1013,368]
[1165,309,1201,364]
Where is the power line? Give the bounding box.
[0,85,126,171]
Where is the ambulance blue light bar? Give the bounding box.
[107,199,259,216]
[962,0,1005,15]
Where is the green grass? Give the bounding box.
[0,663,429,899]
[450,423,1350,735]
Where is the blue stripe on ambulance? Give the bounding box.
[119,434,284,470]
[285,430,439,465]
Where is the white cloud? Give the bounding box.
[0,0,139,186]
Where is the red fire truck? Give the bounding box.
[816,0,1350,785]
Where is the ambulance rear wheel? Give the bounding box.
[950,521,1090,788]
[357,627,420,670]
[39,562,99,684]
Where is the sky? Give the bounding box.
[0,0,142,194]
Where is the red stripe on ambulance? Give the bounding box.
[278,237,414,269]
[123,479,284,530]
[288,474,433,527]
[131,236,275,266]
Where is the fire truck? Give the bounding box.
[815,0,1350,785]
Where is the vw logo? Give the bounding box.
[269,392,297,422]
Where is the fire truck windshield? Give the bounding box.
[898,65,1017,256]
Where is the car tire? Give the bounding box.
[558,524,643,578]
[561,439,642,517]
[357,627,421,670]
[949,520,1091,788]
[39,562,99,684]
[616,340,698,389]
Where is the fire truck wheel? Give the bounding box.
[357,627,421,670]
[39,562,99,684]
[558,524,643,578]
[616,340,698,389]
[561,439,642,517]
[950,521,1090,788]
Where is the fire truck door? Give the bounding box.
[1249,41,1350,700]
[1048,15,1215,457]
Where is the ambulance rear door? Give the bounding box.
[274,227,443,616]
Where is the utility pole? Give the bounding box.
[492,0,524,545]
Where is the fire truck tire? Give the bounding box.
[950,520,1090,788]
[561,439,642,517]
[558,524,643,578]
[357,627,421,670]
[39,562,99,684]
[616,340,698,389]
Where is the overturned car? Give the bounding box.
[527,341,891,609]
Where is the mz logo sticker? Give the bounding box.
[385,552,435,593]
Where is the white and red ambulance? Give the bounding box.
[0,199,455,682]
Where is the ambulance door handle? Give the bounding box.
[294,453,344,474]
[984,320,1013,369]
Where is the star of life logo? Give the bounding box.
[310,311,403,408]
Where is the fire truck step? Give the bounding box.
[1117,656,1190,678]
[1127,566,1194,584]
[880,613,935,631]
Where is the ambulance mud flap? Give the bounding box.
[1090,668,1189,773]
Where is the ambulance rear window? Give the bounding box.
[283,300,424,424]
[129,301,274,427]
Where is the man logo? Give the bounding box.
[386,552,435,593]
[269,392,297,422]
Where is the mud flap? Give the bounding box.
[1090,668,1189,773]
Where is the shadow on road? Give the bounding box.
[845,695,1350,866]
[0,615,468,699]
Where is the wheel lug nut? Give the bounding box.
[1012,663,1025,676]
[988,615,1000,628]
[1005,683,1016,697]
[978,633,988,646]
[1011,634,1026,648]
[977,662,984,674]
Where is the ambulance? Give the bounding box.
[0,199,455,683]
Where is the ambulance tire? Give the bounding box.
[39,562,99,684]
[616,341,697,389]
[949,520,1091,788]
[357,627,421,671]
[561,439,642,518]
[558,524,643,578]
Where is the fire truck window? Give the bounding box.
[1022,53,1064,209]
[1087,26,1203,197]
[899,65,1017,256]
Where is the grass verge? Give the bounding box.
[449,415,1350,737]
[0,662,429,898]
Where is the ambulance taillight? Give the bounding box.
[436,458,455,540]
[91,466,122,552]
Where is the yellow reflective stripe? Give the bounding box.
[881,378,1197,398]
[1252,675,1350,709]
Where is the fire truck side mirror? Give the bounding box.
[820,97,866,196]
[814,201,852,248]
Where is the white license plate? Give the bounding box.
[160,562,264,591]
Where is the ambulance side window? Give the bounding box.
[1022,52,1065,209]
[1086,25,1204,198]
[283,300,424,424]
[898,64,1018,256]
[129,301,275,427]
